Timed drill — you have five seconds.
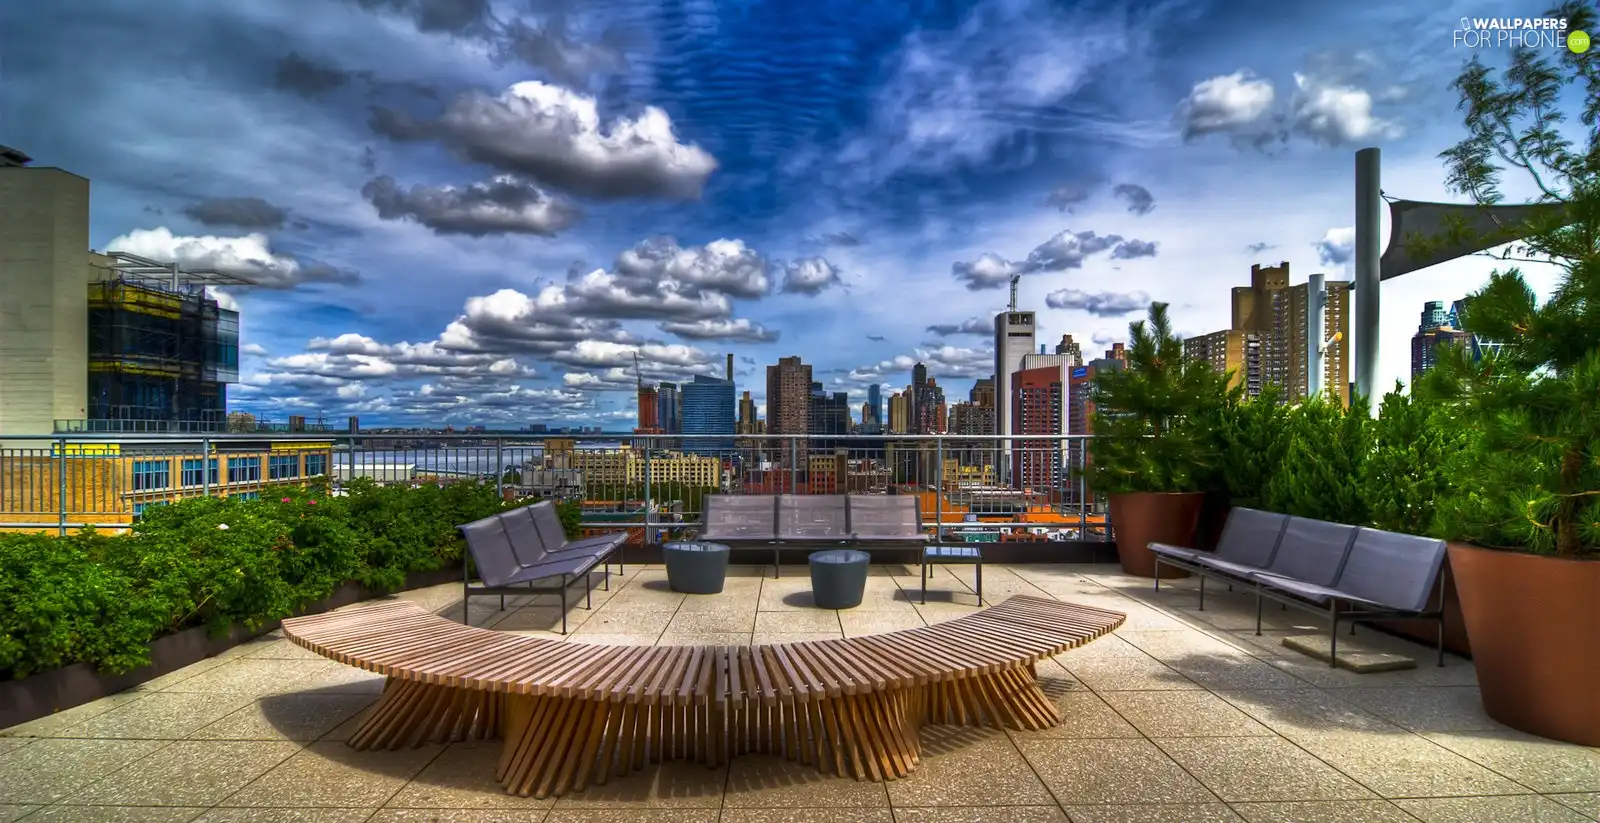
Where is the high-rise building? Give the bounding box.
[1183,330,1263,397]
[969,377,994,408]
[1066,357,1123,501]
[865,383,884,432]
[1103,342,1127,363]
[680,375,735,455]
[887,391,909,434]
[1054,334,1083,365]
[1193,262,1350,406]
[993,308,1036,479]
[807,381,850,446]
[636,384,661,432]
[1011,364,1069,491]
[1448,297,1505,362]
[656,382,680,434]
[911,374,945,435]
[737,390,758,434]
[1411,300,1472,382]
[765,356,812,438]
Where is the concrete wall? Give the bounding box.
[0,168,91,436]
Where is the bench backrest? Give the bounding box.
[498,505,552,567]
[459,515,522,587]
[1334,528,1448,612]
[703,495,778,539]
[527,500,573,553]
[1215,508,1291,568]
[846,494,923,539]
[778,495,850,539]
[1263,517,1359,586]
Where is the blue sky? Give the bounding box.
[1,0,1577,428]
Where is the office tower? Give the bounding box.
[1054,334,1083,365]
[680,375,735,455]
[765,356,812,439]
[737,390,758,434]
[970,377,995,408]
[1011,363,1070,491]
[656,382,680,433]
[1448,297,1505,362]
[1067,357,1123,500]
[807,382,850,448]
[636,384,661,432]
[912,373,945,434]
[993,308,1037,478]
[888,391,908,434]
[1193,262,1350,406]
[1411,300,1472,382]
[348,416,359,433]
[866,383,883,431]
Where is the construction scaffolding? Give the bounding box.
[84,253,247,431]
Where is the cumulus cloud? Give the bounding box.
[1315,226,1355,267]
[842,345,994,386]
[926,317,992,337]
[816,231,862,247]
[439,287,631,355]
[106,227,358,289]
[1044,289,1151,317]
[1288,72,1402,145]
[371,81,718,200]
[360,174,580,236]
[278,333,530,380]
[1046,184,1093,212]
[1112,183,1155,215]
[951,253,1020,290]
[181,196,289,230]
[1178,70,1276,139]
[1091,331,1121,347]
[241,342,269,356]
[273,52,357,98]
[1111,239,1158,259]
[780,257,843,295]
[346,0,493,36]
[495,17,627,88]
[952,229,1160,290]
[613,236,770,300]
[659,317,780,343]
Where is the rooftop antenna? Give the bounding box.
[1008,274,1020,312]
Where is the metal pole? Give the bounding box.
[495,438,505,500]
[789,437,798,493]
[1354,147,1382,410]
[201,436,212,498]
[56,437,67,536]
[1307,272,1326,400]
[934,436,944,545]
[642,439,653,544]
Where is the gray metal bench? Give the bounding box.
[458,502,624,633]
[773,494,853,577]
[1151,507,1290,606]
[700,494,780,575]
[845,495,974,602]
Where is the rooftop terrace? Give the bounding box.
[5,562,1596,823]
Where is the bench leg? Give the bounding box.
[561,575,570,634]
[773,545,780,579]
[1436,618,1446,667]
[974,560,982,604]
[1197,575,1206,611]
[1254,586,1264,636]
[346,678,500,752]
[920,559,928,605]
[1327,603,1339,668]
[585,572,593,609]
[1153,558,1162,591]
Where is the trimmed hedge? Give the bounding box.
[0,480,580,681]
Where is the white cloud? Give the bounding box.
[1290,72,1402,145]
[780,257,844,295]
[1044,289,1152,317]
[107,227,358,288]
[659,317,780,343]
[361,174,580,236]
[1179,71,1276,139]
[1316,226,1356,267]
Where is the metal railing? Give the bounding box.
[0,432,1111,544]
[52,419,344,434]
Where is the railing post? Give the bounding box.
[201,436,212,499]
[933,435,944,545]
[56,437,67,536]
[642,439,653,544]
[495,438,505,499]
[789,437,799,493]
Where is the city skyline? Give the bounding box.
[1,0,1578,429]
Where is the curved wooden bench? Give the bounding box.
[282,595,1124,798]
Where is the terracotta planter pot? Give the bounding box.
[1108,492,1204,578]
[1449,542,1600,746]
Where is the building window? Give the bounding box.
[180,458,220,487]
[229,456,261,483]
[132,460,170,491]
[232,491,260,501]
[305,453,328,476]
[269,455,301,480]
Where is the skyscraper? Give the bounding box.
[970,377,994,408]
[866,383,883,432]
[1054,334,1083,365]
[1190,262,1350,406]
[765,356,812,439]
[1411,300,1472,382]
[680,375,735,455]
[993,308,1036,479]
[636,384,661,432]
[737,390,758,434]
[1011,363,1070,491]
[808,381,850,448]
[656,382,680,434]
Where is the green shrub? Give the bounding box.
[1360,384,1468,536]
[1263,397,1372,525]
[0,531,158,679]
[1206,384,1291,510]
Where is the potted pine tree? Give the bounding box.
[1088,302,1236,577]
[1416,11,1600,745]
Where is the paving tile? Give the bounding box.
[577,611,677,636]
[493,606,591,634]
[1015,691,1140,740]
[1229,800,1423,823]
[0,738,169,805]
[658,632,753,646]
[382,742,553,810]
[1334,687,1500,733]
[1015,737,1216,805]
[239,637,327,661]
[1296,732,1526,798]
[1395,794,1593,823]
[909,603,983,625]
[131,657,235,692]
[71,739,301,806]
[723,810,891,823]
[757,583,817,612]
[886,729,1054,807]
[1,693,147,738]
[220,741,442,807]
[0,738,30,757]
[666,610,757,633]
[1117,630,1255,661]
[1547,793,1600,818]
[548,761,727,809]
[1100,692,1274,738]
[1280,635,1417,674]
[370,812,550,822]
[754,611,841,634]
[0,807,33,823]
[565,633,662,647]
[1212,690,1399,744]
[195,811,376,823]
[1154,737,1375,803]
[722,754,890,808]
[16,807,207,822]
[1060,654,1202,692]
[190,693,376,741]
[52,691,256,739]
[750,632,842,645]
[283,662,388,695]
[893,807,1066,823]
[1265,653,1478,691]
[838,610,927,637]
[1166,655,1309,691]
[673,594,760,614]
[1054,634,1151,660]
[1061,804,1242,823]
[542,811,716,823]
[157,658,349,697]
[1421,729,1600,793]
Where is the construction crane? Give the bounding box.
[633,351,643,390]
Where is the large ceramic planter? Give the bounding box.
[1108,492,1204,578]
[1450,542,1600,746]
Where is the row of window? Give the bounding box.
[130,453,328,491]
[133,490,262,520]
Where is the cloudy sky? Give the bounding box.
[1,0,1578,428]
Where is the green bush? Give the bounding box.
[1360,384,1468,536]
[1205,384,1291,510]
[0,478,523,681]
[1263,397,1372,526]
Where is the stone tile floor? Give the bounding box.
[4,562,1600,823]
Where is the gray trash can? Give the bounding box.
[809,549,870,609]
[663,541,731,595]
